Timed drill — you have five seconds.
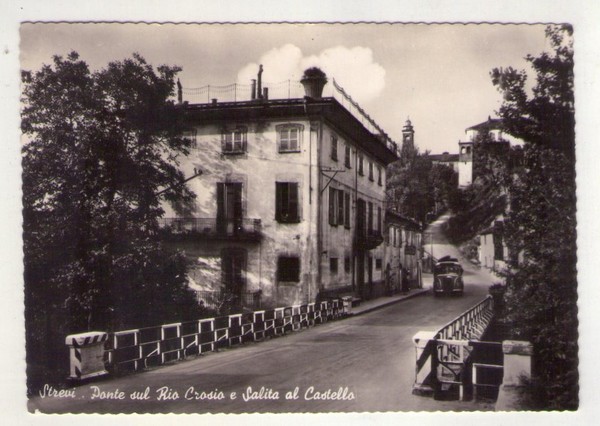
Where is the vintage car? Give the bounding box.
[433,256,464,296]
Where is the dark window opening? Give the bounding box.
[330,258,338,274]
[221,248,247,298]
[217,182,243,234]
[331,135,338,161]
[369,161,374,181]
[375,258,382,270]
[344,257,351,273]
[377,166,382,186]
[276,182,300,223]
[494,234,504,261]
[344,145,351,168]
[344,192,351,229]
[358,154,364,176]
[328,187,337,226]
[367,201,373,233]
[337,189,344,225]
[278,256,300,282]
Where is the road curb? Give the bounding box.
[349,288,431,316]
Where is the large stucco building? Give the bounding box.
[159,71,399,309]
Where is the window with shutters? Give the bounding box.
[331,135,338,161]
[275,182,300,223]
[344,192,351,229]
[344,145,351,168]
[277,124,303,153]
[221,126,247,154]
[367,201,373,234]
[337,189,344,225]
[278,256,300,282]
[358,154,364,175]
[328,187,337,226]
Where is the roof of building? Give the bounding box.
[182,97,399,165]
[466,117,503,132]
[428,152,459,162]
[385,210,422,231]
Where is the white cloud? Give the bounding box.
[237,44,386,103]
[237,44,303,84]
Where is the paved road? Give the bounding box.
[29,214,497,414]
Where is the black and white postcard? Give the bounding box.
[2,1,599,424]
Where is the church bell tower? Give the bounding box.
[402,118,415,151]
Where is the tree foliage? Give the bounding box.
[491,25,577,409]
[491,25,575,159]
[22,52,202,391]
[387,142,458,223]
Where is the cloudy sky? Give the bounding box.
[21,23,548,154]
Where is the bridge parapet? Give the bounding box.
[412,296,497,399]
[66,299,346,381]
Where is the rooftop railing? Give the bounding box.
[179,79,398,155]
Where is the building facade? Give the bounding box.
[383,211,423,294]
[160,76,399,309]
[458,117,523,187]
[479,217,508,272]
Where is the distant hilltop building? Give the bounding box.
[429,116,523,187]
[429,152,459,172]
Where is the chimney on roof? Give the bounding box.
[257,64,264,100]
[177,79,182,104]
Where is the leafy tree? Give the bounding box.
[387,139,459,224]
[471,131,511,190]
[491,25,575,159]
[387,142,433,223]
[491,25,577,409]
[22,52,201,392]
[430,162,458,213]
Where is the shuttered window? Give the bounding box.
[344,145,351,168]
[337,190,344,225]
[344,192,351,228]
[368,201,373,233]
[329,187,337,226]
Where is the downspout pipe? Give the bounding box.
[316,116,324,300]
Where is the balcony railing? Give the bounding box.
[158,217,262,241]
[356,228,384,250]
